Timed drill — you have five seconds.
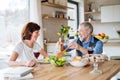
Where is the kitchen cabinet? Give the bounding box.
[103,46,120,57]
[101,5,120,22]
[103,39,120,58]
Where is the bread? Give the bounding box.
[72,56,82,62]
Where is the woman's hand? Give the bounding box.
[25,60,37,67]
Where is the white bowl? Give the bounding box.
[69,61,87,67]
[100,39,108,43]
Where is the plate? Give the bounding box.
[37,60,50,64]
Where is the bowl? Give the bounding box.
[100,39,108,43]
[49,56,66,67]
[69,61,87,67]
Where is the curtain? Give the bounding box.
[29,0,44,48]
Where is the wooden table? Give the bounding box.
[28,60,120,80]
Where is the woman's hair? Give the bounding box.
[21,22,40,40]
[80,22,93,34]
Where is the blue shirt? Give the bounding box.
[81,36,103,54]
[65,36,103,56]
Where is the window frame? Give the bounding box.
[68,0,79,29]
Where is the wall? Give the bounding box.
[41,0,68,42]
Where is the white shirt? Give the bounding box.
[14,41,41,62]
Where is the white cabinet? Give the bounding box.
[103,46,120,56]
[101,5,120,22]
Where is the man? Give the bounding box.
[67,22,103,57]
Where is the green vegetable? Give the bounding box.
[44,57,49,62]
[48,55,66,67]
[50,59,57,66]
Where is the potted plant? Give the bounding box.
[57,25,70,42]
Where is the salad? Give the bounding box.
[44,55,66,67]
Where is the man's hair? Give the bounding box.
[80,22,93,34]
[21,22,40,40]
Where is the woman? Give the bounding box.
[9,22,48,67]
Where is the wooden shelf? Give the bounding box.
[42,2,74,10]
[85,20,101,23]
[84,11,100,14]
[42,16,74,21]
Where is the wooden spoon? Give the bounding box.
[57,47,69,58]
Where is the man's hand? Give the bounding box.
[68,42,88,55]
[68,42,81,50]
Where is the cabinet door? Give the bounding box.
[103,46,120,56]
[101,5,120,22]
[112,5,120,22]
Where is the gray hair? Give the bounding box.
[80,22,93,34]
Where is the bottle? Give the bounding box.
[59,37,64,52]
[88,18,91,22]
[69,28,75,39]
[52,12,55,17]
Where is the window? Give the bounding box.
[67,0,79,31]
[0,0,29,43]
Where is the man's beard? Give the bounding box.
[78,35,87,42]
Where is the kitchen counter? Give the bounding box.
[104,42,120,46]
[104,38,120,46]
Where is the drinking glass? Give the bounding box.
[89,54,102,74]
[33,52,40,59]
[33,51,41,67]
[87,46,94,54]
